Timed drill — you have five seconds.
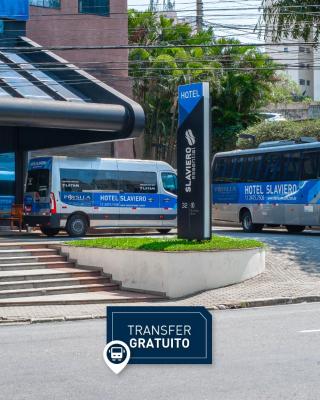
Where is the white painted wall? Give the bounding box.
[61,246,265,299]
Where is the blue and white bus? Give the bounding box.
[212,139,320,233]
[0,153,15,215]
[23,157,177,237]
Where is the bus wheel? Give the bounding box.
[157,229,171,235]
[285,225,305,233]
[241,211,263,233]
[66,214,88,237]
[40,227,60,237]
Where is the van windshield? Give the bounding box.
[26,169,50,197]
[162,172,177,195]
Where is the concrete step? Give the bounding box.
[0,243,51,250]
[0,276,109,291]
[0,268,101,282]
[0,283,120,299]
[0,255,65,265]
[0,261,74,271]
[0,290,162,306]
[0,249,58,258]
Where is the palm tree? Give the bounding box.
[260,0,320,43]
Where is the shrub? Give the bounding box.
[238,119,320,149]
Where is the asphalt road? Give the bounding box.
[1,303,320,400]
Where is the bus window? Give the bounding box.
[231,157,246,183]
[301,152,319,180]
[26,169,49,197]
[261,153,282,182]
[162,172,177,195]
[245,155,263,182]
[119,171,158,193]
[213,157,228,183]
[60,169,118,193]
[282,152,301,181]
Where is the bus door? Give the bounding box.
[259,153,284,224]
[24,158,52,217]
[160,171,177,227]
[117,167,161,227]
[298,151,320,226]
[282,151,301,226]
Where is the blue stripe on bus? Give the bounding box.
[24,192,177,210]
[0,196,15,213]
[212,180,320,204]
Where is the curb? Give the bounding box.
[1,296,320,325]
[207,296,320,310]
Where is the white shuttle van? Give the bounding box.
[23,156,177,237]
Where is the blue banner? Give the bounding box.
[106,306,212,364]
[212,180,320,205]
[0,0,29,21]
[60,192,177,209]
[28,157,52,171]
[178,83,203,127]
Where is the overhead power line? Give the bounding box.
[0,42,317,52]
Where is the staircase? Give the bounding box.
[0,243,159,306]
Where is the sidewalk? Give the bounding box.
[1,227,320,323]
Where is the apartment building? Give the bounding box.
[27,0,136,157]
[0,1,144,209]
[27,0,130,95]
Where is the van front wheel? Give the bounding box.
[66,214,88,237]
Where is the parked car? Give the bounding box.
[260,112,287,122]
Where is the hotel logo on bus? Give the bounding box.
[212,181,314,204]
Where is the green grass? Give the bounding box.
[68,236,264,252]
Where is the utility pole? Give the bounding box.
[196,0,203,32]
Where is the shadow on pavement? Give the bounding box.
[214,227,320,277]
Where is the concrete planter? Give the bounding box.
[60,245,265,299]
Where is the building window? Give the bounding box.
[299,79,306,86]
[306,47,311,54]
[79,0,110,16]
[29,0,61,8]
[299,63,305,68]
[299,46,305,53]
[284,47,288,52]
[307,80,310,86]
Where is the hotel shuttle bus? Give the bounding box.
[23,157,177,237]
[212,139,320,233]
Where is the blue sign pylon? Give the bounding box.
[177,82,212,240]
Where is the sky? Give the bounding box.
[128,0,263,43]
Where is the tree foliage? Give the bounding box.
[259,0,320,43]
[267,72,310,104]
[128,10,277,162]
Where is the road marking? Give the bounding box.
[299,329,320,333]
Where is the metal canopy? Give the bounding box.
[0,36,144,151]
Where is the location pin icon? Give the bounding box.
[103,340,131,375]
